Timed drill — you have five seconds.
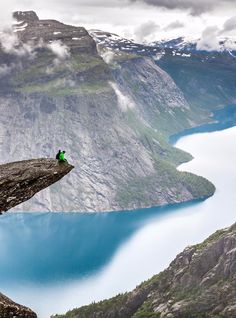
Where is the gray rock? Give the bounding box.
[0,158,73,213]
[0,292,36,318]
[0,11,215,212]
[60,223,236,318]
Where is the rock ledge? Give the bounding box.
[0,158,73,213]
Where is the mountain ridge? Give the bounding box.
[53,221,236,318]
[0,10,216,212]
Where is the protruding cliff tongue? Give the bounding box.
[0,158,74,213]
[0,293,37,318]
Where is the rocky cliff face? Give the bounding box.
[157,50,236,110]
[112,57,199,136]
[0,292,36,318]
[13,11,96,54]
[0,158,73,213]
[0,11,215,212]
[54,222,236,318]
[91,29,236,114]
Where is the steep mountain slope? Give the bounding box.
[158,50,236,110]
[91,30,236,114]
[53,222,236,318]
[0,11,215,212]
[112,57,202,136]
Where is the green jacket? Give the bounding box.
[59,152,65,161]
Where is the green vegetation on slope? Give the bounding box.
[12,50,110,95]
[114,109,215,209]
[131,301,160,318]
[53,293,129,318]
[125,109,192,166]
[16,79,110,96]
[115,158,215,209]
[52,223,236,318]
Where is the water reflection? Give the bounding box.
[1,105,236,317]
[0,200,201,284]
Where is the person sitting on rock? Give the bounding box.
[56,150,61,160]
[59,150,67,162]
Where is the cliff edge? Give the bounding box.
[0,158,74,213]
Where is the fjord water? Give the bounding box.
[1,107,236,317]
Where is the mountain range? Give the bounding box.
[0,11,222,212]
[1,10,236,318]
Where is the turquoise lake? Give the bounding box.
[1,105,236,317]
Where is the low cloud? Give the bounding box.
[197,22,236,51]
[110,82,135,111]
[47,40,70,65]
[134,21,159,43]
[101,50,116,64]
[220,16,236,34]
[0,29,71,64]
[164,21,185,31]
[0,29,36,57]
[197,26,221,51]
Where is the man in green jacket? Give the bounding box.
[59,151,67,162]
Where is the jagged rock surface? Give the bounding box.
[54,223,236,318]
[91,29,236,112]
[13,11,96,54]
[0,159,73,213]
[0,293,37,318]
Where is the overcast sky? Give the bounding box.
[1,0,236,43]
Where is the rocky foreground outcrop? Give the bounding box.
[0,158,73,316]
[0,158,73,213]
[0,293,36,318]
[54,222,236,318]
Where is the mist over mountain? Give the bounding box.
[0,7,236,318]
[0,11,217,212]
[92,29,236,111]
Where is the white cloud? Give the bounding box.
[0,1,233,48]
[0,29,36,57]
[134,21,160,43]
[47,40,70,65]
[164,21,185,31]
[110,82,135,111]
[100,50,116,64]
[197,16,236,52]
[221,16,236,33]
[197,26,221,51]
